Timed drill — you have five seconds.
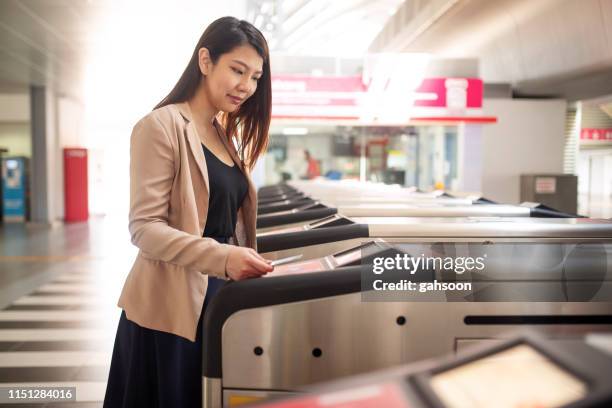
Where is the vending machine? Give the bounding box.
[0,147,7,222]
[1,156,29,222]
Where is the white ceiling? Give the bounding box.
[372,0,612,100]
[0,0,245,99]
[1,0,612,102]
[0,0,98,96]
[258,0,403,55]
[0,0,403,100]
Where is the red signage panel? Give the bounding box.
[271,75,485,123]
[581,128,612,141]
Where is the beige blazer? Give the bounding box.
[118,102,258,341]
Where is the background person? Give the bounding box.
[304,149,321,179]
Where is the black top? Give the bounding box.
[202,144,248,240]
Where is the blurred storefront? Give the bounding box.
[264,56,496,192]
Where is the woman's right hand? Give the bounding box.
[225,247,274,281]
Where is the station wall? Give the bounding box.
[481,99,566,203]
[0,94,30,157]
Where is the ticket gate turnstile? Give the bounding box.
[254,332,612,408]
[257,215,610,257]
[258,183,485,208]
[256,201,579,233]
[257,205,339,229]
[258,197,320,215]
[258,184,297,199]
[203,225,612,407]
[258,192,306,205]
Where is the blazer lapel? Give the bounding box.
[177,102,210,194]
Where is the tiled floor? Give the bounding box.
[0,217,136,407]
[1,201,611,407]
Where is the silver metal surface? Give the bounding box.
[258,214,346,237]
[202,377,222,408]
[322,196,477,206]
[264,237,612,261]
[221,295,612,390]
[262,218,612,260]
[257,220,311,234]
[256,203,532,234]
[263,237,361,261]
[360,217,612,238]
[455,339,504,352]
[264,238,612,263]
[337,204,531,217]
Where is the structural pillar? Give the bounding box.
[29,85,57,224]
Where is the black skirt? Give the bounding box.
[103,276,225,408]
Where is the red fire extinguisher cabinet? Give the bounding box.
[64,148,89,222]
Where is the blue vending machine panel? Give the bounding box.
[2,157,28,222]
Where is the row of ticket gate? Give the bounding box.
[202,181,612,407]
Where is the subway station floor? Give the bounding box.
[0,200,610,407]
[0,217,135,407]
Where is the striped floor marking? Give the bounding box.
[0,351,109,367]
[0,329,112,342]
[0,311,116,322]
[0,340,112,352]
[4,305,102,311]
[0,268,126,406]
[0,255,92,262]
[0,321,103,329]
[13,296,109,306]
[37,283,99,293]
[51,277,98,284]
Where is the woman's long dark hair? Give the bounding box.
[155,16,271,170]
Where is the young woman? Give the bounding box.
[104,17,274,408]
